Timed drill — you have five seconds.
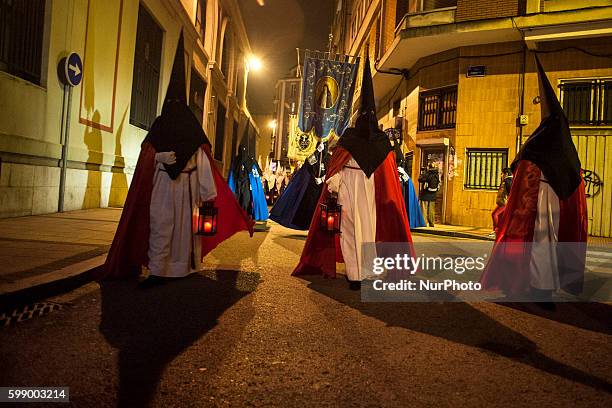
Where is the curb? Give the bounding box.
[0,254,106,312]
[411,228,495,242]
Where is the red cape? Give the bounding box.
[98,142,253,280]
[479,160,587,295]
[292,147,414,278]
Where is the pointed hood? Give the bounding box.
[164,31,187,105]
[511,55,581,200]
[338,57,392,177]
[145,31,210,180]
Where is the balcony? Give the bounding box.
[396,1,457,32]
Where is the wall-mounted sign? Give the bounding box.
[58,52,83,86]
[466,65,486,77]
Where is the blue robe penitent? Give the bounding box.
[249,164,269,221]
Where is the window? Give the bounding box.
[130,5,163,130]
[464,148,508,190]
[195,0,206,40]
[214,102,226,161]
[418,85,457,131]
[0,0,45,84]
[393,99,401,117]
[560,79,612,126]
[395,0,409,28]
[220,26,231,78]
[230,120,238,158]
[375,15,381,60]
[189,68,206,125]
[235,51,244,101]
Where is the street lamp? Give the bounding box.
[247,55,263,72]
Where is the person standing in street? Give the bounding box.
[418,163,440,227]
[292,58,414,290]
[480,56,587,307]
[98,33,254,283]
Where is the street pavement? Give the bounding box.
[0,221,611,407]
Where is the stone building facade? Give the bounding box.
[0,0,258,218]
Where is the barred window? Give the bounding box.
[0,0,45,84]
[464,148,508,190]
[560,79,612,126]
[129,5,163,130]
[418,85,457,131]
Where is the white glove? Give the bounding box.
[156,151,176,165]
[398,167,409,183]
[326,173,341,193]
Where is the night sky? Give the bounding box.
[239,0,334,114]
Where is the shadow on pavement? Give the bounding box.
[499,302,612,336]
[100,270,259,407]
[271,234,307,256]
[303,275,612,394]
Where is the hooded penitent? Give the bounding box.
[99,32,253,280]
[479,55,587,297]
[511,57,582,200]
[145,33,210,180]
[269,142,330,230]
[337,58,392,178]
[293,58,414,279]
[228,146,269,221]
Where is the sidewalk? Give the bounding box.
[413,224,612,245]
[0,208,121,308]
[412,225,494,241]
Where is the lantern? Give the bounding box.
[319,195,342,234]
[197,202,218,236]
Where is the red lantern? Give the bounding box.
[197,202,218,236]
[320,195,342,234]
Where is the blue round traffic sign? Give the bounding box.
[63,52,83,86]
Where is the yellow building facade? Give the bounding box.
[332,0,612,237]
[0,0,258,218]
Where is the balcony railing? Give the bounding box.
[395,0,457,32]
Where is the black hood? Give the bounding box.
[338,57,392,178]
[145,32,210,180]
[512,55,581,199]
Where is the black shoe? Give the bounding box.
[139,275,166,288]
[349,281,361,291]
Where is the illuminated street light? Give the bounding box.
[247,55,263,72]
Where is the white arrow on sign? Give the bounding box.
[69,63,81,77]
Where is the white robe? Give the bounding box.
[148,148,217,278]
[327,157,377,281]
[529,175,561,290]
